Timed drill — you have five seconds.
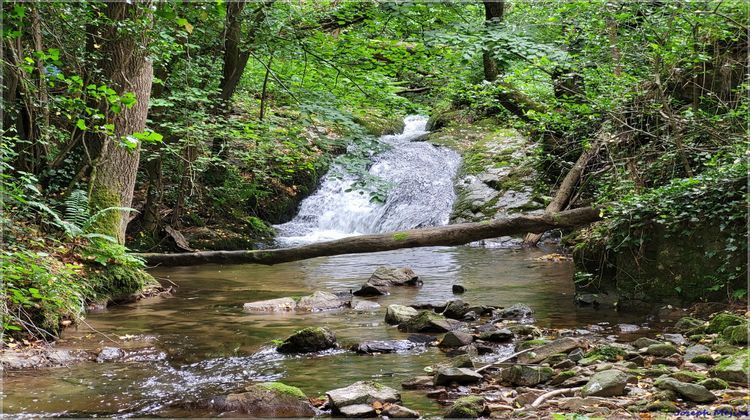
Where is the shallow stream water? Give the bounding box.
[3,116,655,417]
[2,247,654,417]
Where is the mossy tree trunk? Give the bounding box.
[482,0,504,82]
[88,2,154,244]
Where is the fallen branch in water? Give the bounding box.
[530,387,582,408]
[137,207,601,267]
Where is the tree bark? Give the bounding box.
[523,143,601,247]
[88,2,154,244]
[138,207,600,266]
[482,0,504,81]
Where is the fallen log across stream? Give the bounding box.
[137,206,601,267]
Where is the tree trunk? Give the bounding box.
[523,143,601,247]
[88,2,154,244]
[138,207,600,266]
[482,0,504,81]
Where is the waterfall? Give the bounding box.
[275,115,460,245]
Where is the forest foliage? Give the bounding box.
[1,1,747,341]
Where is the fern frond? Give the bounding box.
[29,201,82,238]
[64,190,90,228]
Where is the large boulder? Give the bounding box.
[710,348,749,383]
[499,365,554,386]
[434,367,483,385]
[243,297,296,312]
[445,396,487,418]
[296,291,349,312]
[353,267,419,296]
[277,327,337,354]
[353,340,417,354]
[398,311,464,333]
[581,370,629,397]
[326,381,400,413]
[368,266,419,286]
[209,382,315,417]
[517,337,584,364]
[655,377,716,403]
[385,305,418,325]
[706,312,745,334]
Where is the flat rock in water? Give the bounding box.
[478,328,513,343]
[401,376,434,390]
[617,324,640,333]
[338,403,375,417]
[243,297,296,312]
[442,299,471,319]
[517,337,583,364]
[655,377,716,403]
[210,384,314,417]
[354,340,416,354]
[398,311,464,333]
[352,300,381,311]
[385,305,418,325]
[277,327,337,353]
[382,404,420,418]
[296,291,349,312]
[581,370,629,397]
[496,303,533,320]
[434,367,483,385]
[326,381,400,410]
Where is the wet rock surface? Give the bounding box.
[277,327,337,354]
[209,382,315,417]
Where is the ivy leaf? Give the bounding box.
[76,119,87,130]
[131,130,164,143]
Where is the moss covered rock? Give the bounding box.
[445,396,487,418]
[706,312,745,334]
[210,382,314,417]
[721,323,749,345]
[277,327,337,353]
[710,348,750,383]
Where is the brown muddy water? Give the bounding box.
[2,246,657,417]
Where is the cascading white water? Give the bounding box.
[275,115,460,245]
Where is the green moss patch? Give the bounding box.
[258,382,306,399]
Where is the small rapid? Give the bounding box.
[275,116,460,245]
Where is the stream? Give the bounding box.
[2,116,655,417]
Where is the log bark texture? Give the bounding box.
[139,207,600,267]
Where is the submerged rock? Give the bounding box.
[655,377,716,403]
[296,291,349,312]
[353,283,389,296]
[277,327,337,353]
[496,303,533,320]
[452,285,466,294]
[354,340,417,354]
[581,370,629,397]
[401,376,434,390]
[385,305,418,325]
[352,300,381,311]
[326,381,400,413]
[445,396,487,418]
[209,382,314,417]
[96,347,125,363]
[243,297,296,312]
